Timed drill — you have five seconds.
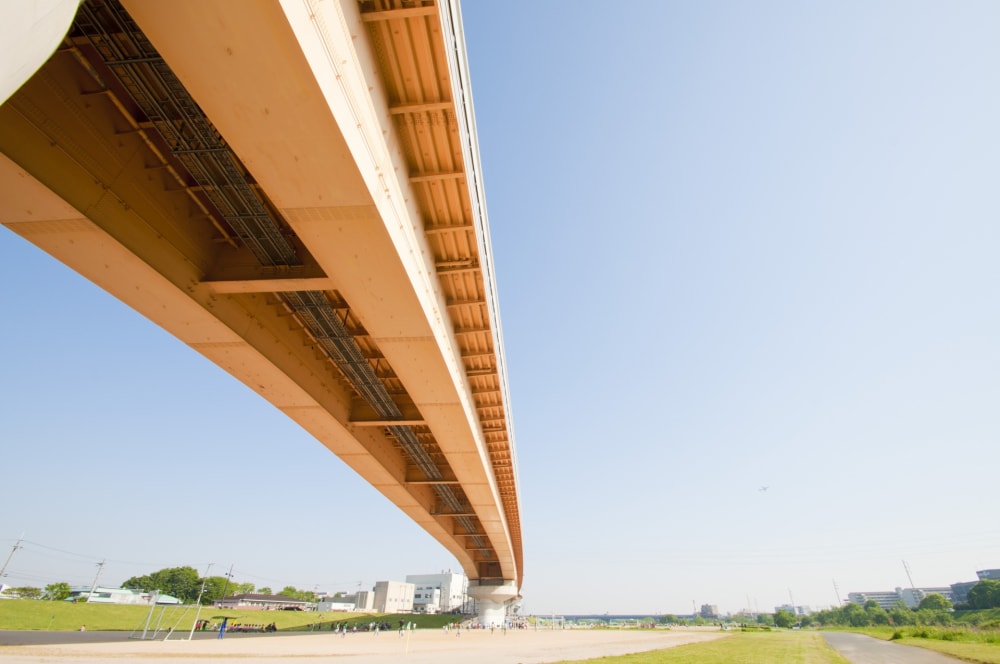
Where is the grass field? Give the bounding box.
[889,638,1000,664]
[0,599,456,632]
[553,631,851,664]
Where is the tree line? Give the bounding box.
[2,566,325,605]
[121,566,322,604]
[808,580,1000,628]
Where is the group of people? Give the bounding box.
[194,619,277,633]
[225,622,278,633]
[329,620,394,634]
[322,619,423,636]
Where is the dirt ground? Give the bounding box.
[1,626,725,663]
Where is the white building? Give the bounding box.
[848,587,953,609]
[66,586,182,605]
[418,588,442,613]
[900,587,953,608]
[406,571,468,614]
[316,598,356,612]
[372,581,414,613]
[775,604,811,616]
[215,593,312,611]
[355,590,375,612]
[316,591,375,613]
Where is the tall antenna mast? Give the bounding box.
[903,560,916,589]
[832,579,842,606]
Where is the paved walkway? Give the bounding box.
[0,627,725,664]
[823,632,963,663]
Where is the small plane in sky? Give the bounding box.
[758,486,769,492]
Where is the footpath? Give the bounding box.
[824,632,964,663]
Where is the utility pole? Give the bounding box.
[832,579,842,606]
[0,534,23,583]
[87,560,106,601]
[218,564,233,604]
[903,560,920,607]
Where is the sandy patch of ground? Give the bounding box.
[1,627,725,664]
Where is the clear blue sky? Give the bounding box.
[2,1,1000,616]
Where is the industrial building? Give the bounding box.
[406,570,468,614]
[372,580,415,614]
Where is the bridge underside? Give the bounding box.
[0,0,521,592]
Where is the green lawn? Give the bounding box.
[552,631,851,664]
[0,599,456,632]
[890,637,1000,664]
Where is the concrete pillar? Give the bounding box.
[467,580,519,627]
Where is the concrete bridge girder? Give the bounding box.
[0,0,519,586]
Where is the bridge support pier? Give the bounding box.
[467,580,519,627]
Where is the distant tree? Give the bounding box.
[258,586,272,595]
[200,576,232,604]
[843,602,869,627]
[233,582,255,596]
[280,585,319,602]
[914,607,954,626]
[968,580,1000,610]
[889,607,915,626]
[809,608,834,626]
[123,566,201,603]
[122,574,155,592]
[44,582,72,601]
[161,566,201,602]
[773,609,795,628]
[10,586,43,599]
[918,594,952,611]
[868,606,890,625]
